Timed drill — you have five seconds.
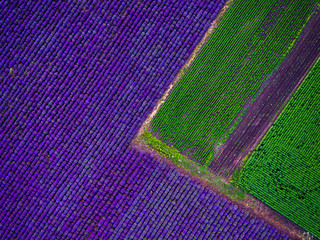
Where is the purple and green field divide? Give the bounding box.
[139,0,320,239]
[1,0,319,239]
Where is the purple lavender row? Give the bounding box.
[0,0,287,239]
[88,149,287,239]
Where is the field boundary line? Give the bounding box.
[130,132,309,240]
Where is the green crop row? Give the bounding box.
[239,57,320,238]
[151,0,317,166]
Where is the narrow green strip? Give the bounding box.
[139,132,247,202]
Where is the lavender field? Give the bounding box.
[0,0,291,239]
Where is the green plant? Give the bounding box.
[230,168,240,185]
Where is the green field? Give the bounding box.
[151,0,317,165]
[239,58,320,238]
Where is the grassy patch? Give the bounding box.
[139,131,247,202]
[229,151,251,191]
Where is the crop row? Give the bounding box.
[90,152,287,240]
